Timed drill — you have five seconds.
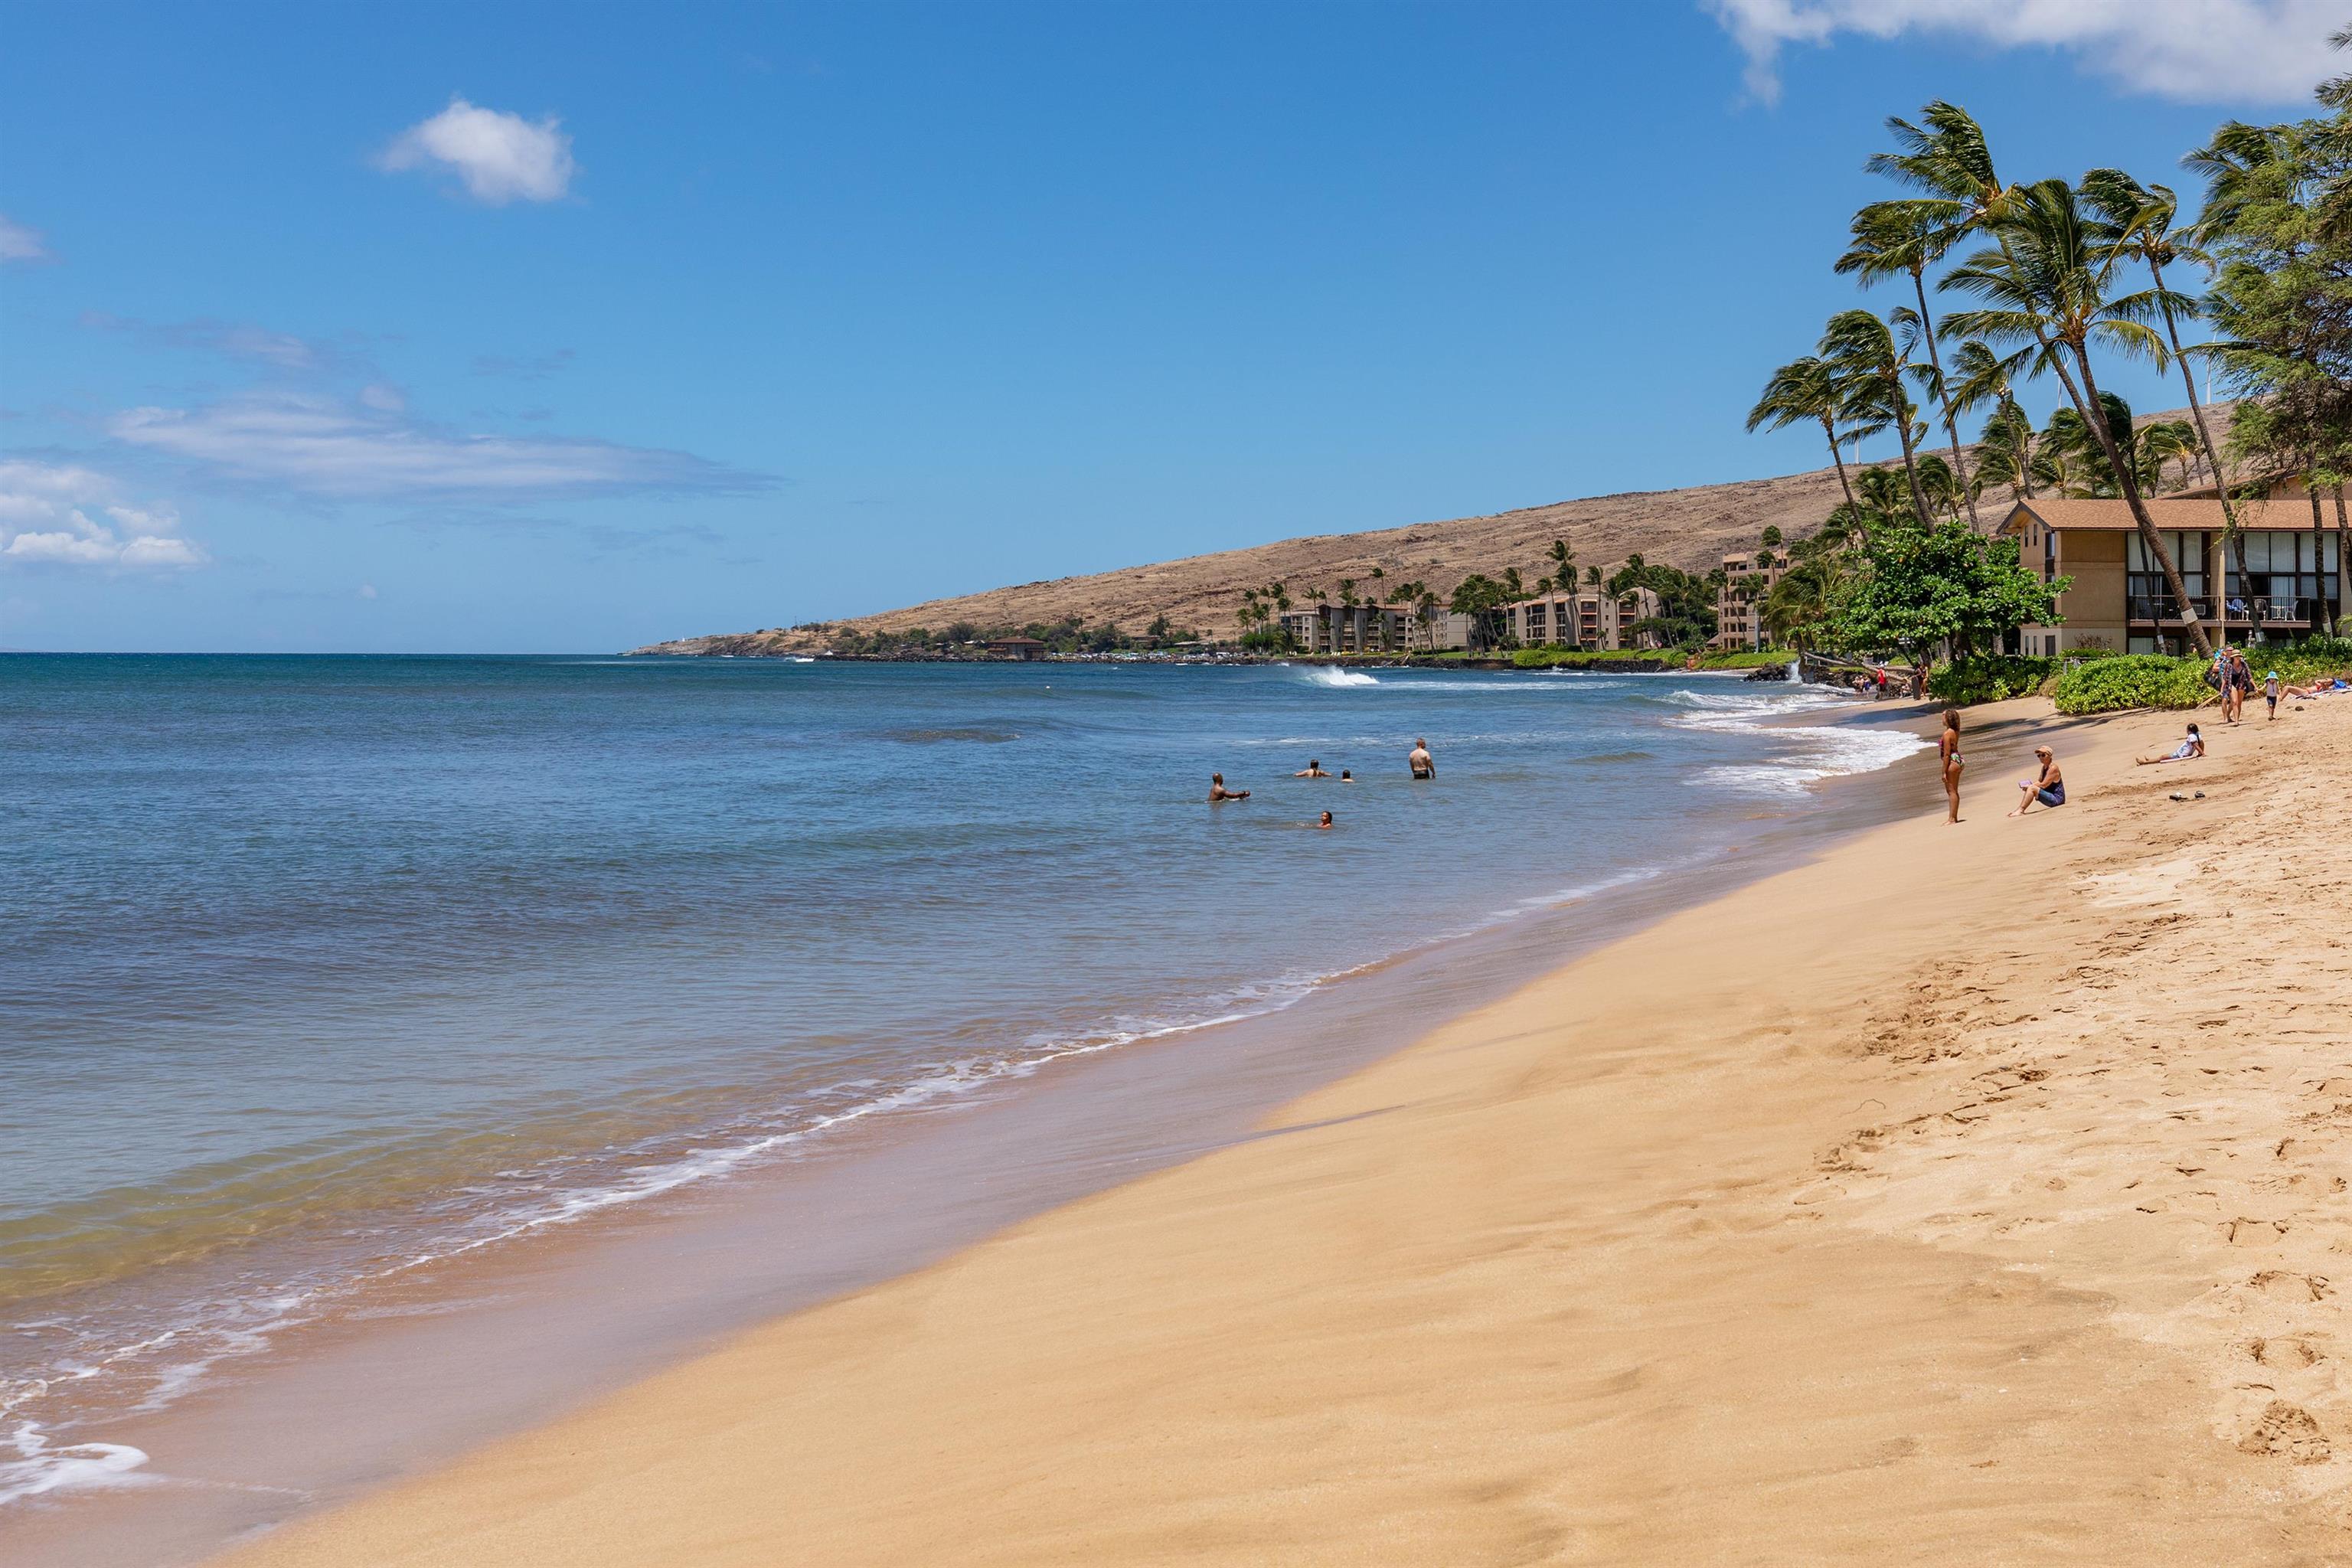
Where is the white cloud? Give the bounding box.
[0,460,205,570]
[377,97,577,204]
[1704,0,2344,105]
[81,312,325,371]
[0,214,48,263]
[108,394,769,501]
[358,583,378,599]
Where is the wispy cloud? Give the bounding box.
[377,97,577,205]
[1704,0,2344,106]
[108,393,771,502]
[471,348,576,381]
[80,312,359,374]
[0,459,206,570]
[0,214,48,264]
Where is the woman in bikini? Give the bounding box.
[1938,708,1965,824]
[2008,746,2065,817]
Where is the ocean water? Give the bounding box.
[0,654,1926,1505]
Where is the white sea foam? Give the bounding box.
[1661,685,1932,795]
[0,1424,154,1505]
[1294,665,1381,688]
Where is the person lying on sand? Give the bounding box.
[2009,746,2065,816]
[1294,760,1330,778]
[1208,773,1250,802]
[1409,739,1435,779]
[2136,724,2204,765]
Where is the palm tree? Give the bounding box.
[1546,537,1576,600]
[1338,577,1358,607]
[1746,356,1859,513]
[2081,167,2246,549]
[1946,338,2037,503]
[1838,200,1975,524]
[1819,309,1933,530]
[1939,177,2212,655]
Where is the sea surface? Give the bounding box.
[0,653,1926,1510]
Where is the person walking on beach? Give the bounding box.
[1939,708,1965,824]
[1408,738,1435,779]
[2227,649,2254,724]
[2008,746,2065,816]
[1207,773,1250,802]
[2264,670,2282,720]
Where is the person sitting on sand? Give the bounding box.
[1294,760,1330,778]
[1317,810,1334,829]
[2009,746,2065,816]
[1207,773,1250,802]
[2136,724,2204,765]
[1408,738,1435,779]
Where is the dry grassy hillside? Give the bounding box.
[633,402,2235,654]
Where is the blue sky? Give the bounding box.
[1,1,2338,652]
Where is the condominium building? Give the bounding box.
[1502,588,1664,652]
[1998,497,2347,655]
[1279,603,1416,654]
[1712,554,1786,652]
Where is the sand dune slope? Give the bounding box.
[226,693,2352,1566]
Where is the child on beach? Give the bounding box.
[2264,671,2282,720]
[2136,724,2204,765]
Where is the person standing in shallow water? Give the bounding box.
[1408,738,1435,779]
[1939,708,1965,824]
[1207,773,1250,802]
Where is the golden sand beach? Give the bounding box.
[223,694,2352,1566]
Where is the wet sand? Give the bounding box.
[132,697,2352,1560]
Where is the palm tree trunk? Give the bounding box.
[2337,486,2350,640]
[1909,266,1977,529]
[1818,415,1857,512]
[2070,346,2213,658]
[1889,384,1935,530]
[2150,267,2250,595]
[2314,484,2335,637]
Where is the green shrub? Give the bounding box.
[1695,647,1794,670]
[1508,647,1667,668]
[2051,655,2210,714]
[1930,655,2063,706]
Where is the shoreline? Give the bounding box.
[191,690,2352,1565]
[5,685,1932,1568]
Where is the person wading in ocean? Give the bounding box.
[1207,773,1250,802]
[1408,738,1435,779]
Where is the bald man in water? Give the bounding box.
[1408,738,1435,779]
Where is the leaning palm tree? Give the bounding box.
[1819,309,1934,530]
[2081,167,2246,542]
[1838,200,1975,524]
[1939,178,2211,655]
[1746,355,1860,512]
[1971,402,2037,503]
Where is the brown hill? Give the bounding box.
[632,402,2236,654]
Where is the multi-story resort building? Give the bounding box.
[1710,553,1785,652]
[1279,603,1418,654]
[1501,587,1663,652]
[1998,493,2347,655]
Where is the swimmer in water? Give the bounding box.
[1294,759,1330,778]
[1208,773,1250,802]
[1318,811,1334,828]
[1338,769,1354,782]
[1408,737,1435,779]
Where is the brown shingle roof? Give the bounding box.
[2001,498,2314,533]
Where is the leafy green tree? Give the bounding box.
[1835,519,2069,671]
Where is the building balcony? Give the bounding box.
[2127,595,2216,623]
